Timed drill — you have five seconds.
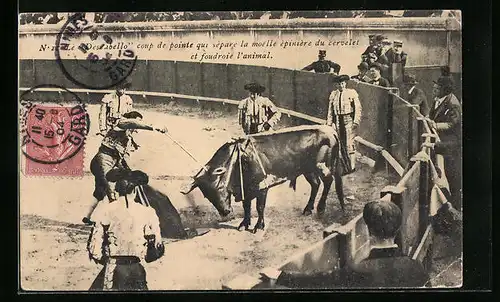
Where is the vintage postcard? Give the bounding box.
[18,10,463,291]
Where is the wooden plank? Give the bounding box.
[412,224,434,264]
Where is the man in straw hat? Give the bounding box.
[403,73,429,116]
[238,82,281,135]
[326,74,362,173]
[99,79,135,135]
[302,50,341,74]
[428,74,462,210]
[87,168,164,291]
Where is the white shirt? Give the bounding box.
[408,86,416,95]
[434,95,447,109]
[88,194,162,261]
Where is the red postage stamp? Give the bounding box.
[20,103,89,177]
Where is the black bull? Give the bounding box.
[180,125,346,233]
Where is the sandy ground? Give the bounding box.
[19,101,459,290]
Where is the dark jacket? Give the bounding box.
[385,48,408,67]
[408,86,430,116]
[370,77,390,88]
[302,60,341,73]
[344,247,430,288]
[428,93,462,155]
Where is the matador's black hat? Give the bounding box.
[244,82,266,94]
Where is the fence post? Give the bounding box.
[267,66,273,100]
[292,70,298,126]
[173,61,178,94]
[200,62,206,111]
[418,153,431,240]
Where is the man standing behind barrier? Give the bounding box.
[403,74,429,116]
[428,76,462,210]
[351,62,371,83]
[368,63,390,87]
[327,75,362,173]
[302,50,341,74]
[238,82,281,135]
[99,80,134,134]
[87,169,164,290]
[344,200,429,288]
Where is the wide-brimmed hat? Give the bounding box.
[244,82,266,93]
[332,74,350,83]
[403,74,418,85]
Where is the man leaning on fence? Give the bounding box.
[87,169,164,291]
[327,75,362,173]
[428,75,462,211]
[99,80,134,135]
[343,200,430,288]
[403,74,429,116]
[238,82,281,135]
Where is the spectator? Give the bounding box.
[351,62,371,83]
[403,74,429,116]
[361,35,379,62]
[302,50,341,74]
[386,40,408,68]
[428,75,462,211]
[368,63,390,87]
[364,52,378,65]
[344,200,430,288]
[375,37,392,79]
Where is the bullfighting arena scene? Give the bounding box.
[19,11,463,291]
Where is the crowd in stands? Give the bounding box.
[20,10,461,25]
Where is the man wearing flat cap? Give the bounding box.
[403,74,429,116]
[327,74,362,172]
[429,75,462,210]
[302,50,341,74]
[238,82,281,135]
[87,168,164,290]
[386,40,408,68]
[99,79,135,135]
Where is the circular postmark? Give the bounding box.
[55,13,137,90]
[20,84,90,165]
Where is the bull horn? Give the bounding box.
[180,178,197,195]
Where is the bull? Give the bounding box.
[180,125,345,233]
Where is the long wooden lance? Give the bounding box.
[164,132,209,172]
